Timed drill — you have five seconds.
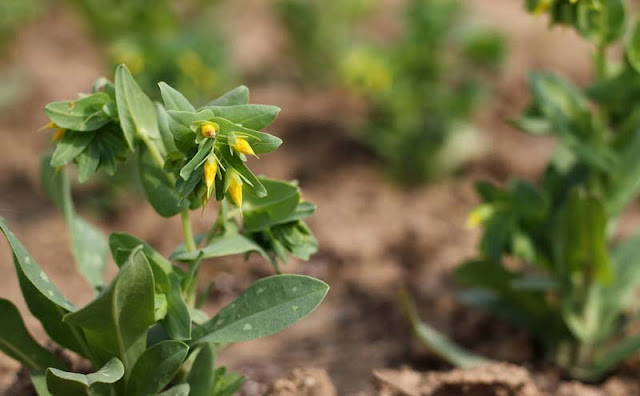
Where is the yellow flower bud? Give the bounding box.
[228,174,243,208]
[232,137,255,156]
[203,156,218,199]
[466,205,494,229]
[52,129,66,142]
[41,121,59,130]
[201,122,219,138]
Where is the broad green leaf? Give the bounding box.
[0,298,64,370]
[46,358,124,396]
[399,290,489,368]
[242,178,300,233]
[154,102,177,155]
[115,64,159,150]
[171,233,269,263]
[0,218,88,356]
[64,248,155,371]
[159,82,196,112]
[627,20,640,73]
[187,344,215,396]
[138,146,189,217]
[45,92,111,131]
[51,131,95,167]
[125,340,188,396]
[158,384,190,396]
[163,274,192,341]
[213,117,282,154]
[41,158,107,290]
[576,0,626,45]
[75,144,100,183]
[205,85,249,107]
[206,104,280,130]
[192,275,328,344]
[211,368,246,396]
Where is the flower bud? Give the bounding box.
[232,137,256,156]
[203,155,218,199]
[228,172,243,208]
[201,122,219,138]
[52,129,66,142]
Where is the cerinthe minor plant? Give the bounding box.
[403,0,640,382]
[0,64,328,396]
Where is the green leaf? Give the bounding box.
[138,146,189,217]
[399,289,490,368]
[45,92,111,131]
[0,218,89,356]
[125,340,189,396]
[206,104,280,130]
[46,358,124,396]
[163,274,192,341]
[583,334,640,381]
[31,371,52,396]
[205,85,249,107]
[219,148,266,197]
[214,117,282,154]
[75,144,100,183]
[159,82,196,112]
[576,0,626,45]
[626,20,640,73]
[171,233,269,263]
[63,248,156,371]
[166,109,214,148]
[51,131,95,167]
[115,64,159,150]
[41,158,108,290]
[108,232,172,274]
[158,384,190,396]
[242,178,300,233]
[0,298,64,370]
[187,344,215,396]
[192,275,328,344]
[155,102,178,155]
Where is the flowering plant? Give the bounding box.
[0,65,327,395]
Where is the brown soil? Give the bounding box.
[1,1,640,396]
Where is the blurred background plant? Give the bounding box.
[277,0,504,183]
[66,0,235,104]
[405,0,640,382]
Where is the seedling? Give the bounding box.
[0,65,328,395]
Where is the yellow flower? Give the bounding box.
[466,205,494,228]
[228,173,243,208]
[232,137,256,156]
[203,156,218,199]
[201,122,219,138]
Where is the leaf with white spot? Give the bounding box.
[191,275,328,344]
[0,218,89,357]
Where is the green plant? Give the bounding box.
[404,0,640,381]
[277,0,504,183]
[0,65,327,395]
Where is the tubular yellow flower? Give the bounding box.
[232,137,256,156]
[201,122,219,138]
[203,156,218,199]
[228,174,243,208]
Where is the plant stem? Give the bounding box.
[140,135,196,252]
[181,210,197,253]
[595,43,606,82]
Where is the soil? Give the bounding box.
[1,1,640,395]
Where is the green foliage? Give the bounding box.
[438,0,640,381]
[66,0,233,103]
[277,0,504,183]
[0,66,327,395]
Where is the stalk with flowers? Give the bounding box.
[0,64,327,395]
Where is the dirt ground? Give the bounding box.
[1,1,639,395]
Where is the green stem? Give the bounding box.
[181,211,197,253]
[595,43,606,82]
